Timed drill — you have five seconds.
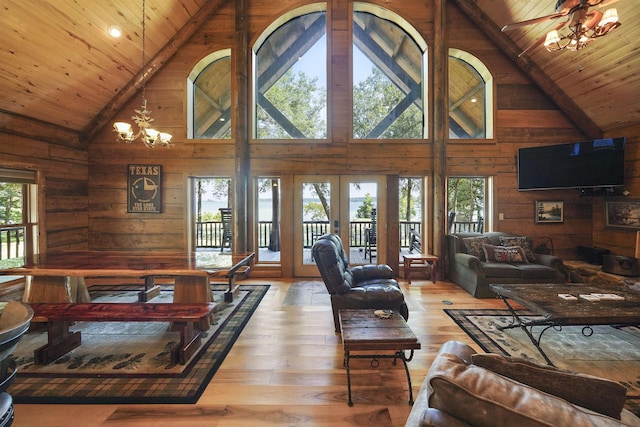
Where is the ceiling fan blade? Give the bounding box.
[516,19,569,58]
[517,35,547,58]
[501,12,567,32]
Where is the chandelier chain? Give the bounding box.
[141,0,146,101]
[112,0,173,147]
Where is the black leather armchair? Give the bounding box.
[311,233,409,332]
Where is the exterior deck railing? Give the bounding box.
[0,222,423,262]
[0,225,25,264]
[196,220,421,249]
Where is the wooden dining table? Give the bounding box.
[0,251,255,330]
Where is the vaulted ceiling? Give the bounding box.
[0,0,638,143]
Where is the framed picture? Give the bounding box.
[535,200,563,224]
[127,164,162,213]
[605,200,640,229]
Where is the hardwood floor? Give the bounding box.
[12,278,505,427]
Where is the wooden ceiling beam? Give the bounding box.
[80,0,228,143]
[452,0,603,139]
[0,109,81,148]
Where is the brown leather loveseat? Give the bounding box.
[405,341,640,427]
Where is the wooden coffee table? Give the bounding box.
[490,283,640,365]
[339,309,421,406]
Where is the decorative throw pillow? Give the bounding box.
[471,353,627,419]
[500,236,536,262]
[462,237,489,261]
[482,244,528,263]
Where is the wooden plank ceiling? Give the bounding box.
[0,0,638,141]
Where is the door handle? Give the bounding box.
[333,219,339,234]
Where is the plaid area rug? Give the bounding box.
[445,308,640,415]
[8,284,269,404]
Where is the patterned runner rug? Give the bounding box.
[445,308,640,415]
[8,284,269,404]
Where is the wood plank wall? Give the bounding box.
[594,125,640,256]
[3,0,638,273]
[0,112,89,253]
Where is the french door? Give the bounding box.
[293,175,386,277]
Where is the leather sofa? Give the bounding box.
[446,231,566,298]
[311,233,409,332]
[405,341,640,427]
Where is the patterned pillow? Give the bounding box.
[500,236,536,262]
[482,244,529,264]
[462,237,489,261]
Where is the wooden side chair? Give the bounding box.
[219,208,232,252]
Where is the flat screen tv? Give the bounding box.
[517,137,626,191]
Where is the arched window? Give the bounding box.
[253,5,327,140]
[448,49,494,139]
[353,3,427,139]
[187,49,232,139]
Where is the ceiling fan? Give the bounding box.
[501,0,623,57]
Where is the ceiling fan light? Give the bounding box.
[593,8,621,37]
[599,8,619,27]
[544,30,562,51]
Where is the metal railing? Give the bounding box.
[196,220,421,249]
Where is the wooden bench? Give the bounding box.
[29,302,217,366]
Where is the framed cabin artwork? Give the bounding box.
[127,164,162,213]
[605,200,640,230]
[535,200,563,224]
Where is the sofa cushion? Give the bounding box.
[341,280,406,306]
[427,352,627,427]
[499,236,536,262]
[471,353,627,419]
[463,237,489,260]
[516,263,559,280]
[481,262,522,278]
[482,244,528,264]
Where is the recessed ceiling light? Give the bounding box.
[470,98,477,103]
[108,25,122,38]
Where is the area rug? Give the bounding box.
[8,284,269,404]
[445,308,640,415]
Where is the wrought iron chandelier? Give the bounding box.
[113,0,173,147]
[544,6,621,52]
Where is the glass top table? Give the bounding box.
[490,283,640,365]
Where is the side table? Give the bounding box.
[339,309,421,406]
[403,254,438,284]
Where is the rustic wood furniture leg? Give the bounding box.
[138,276,161,302]
[34,321,82,365]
